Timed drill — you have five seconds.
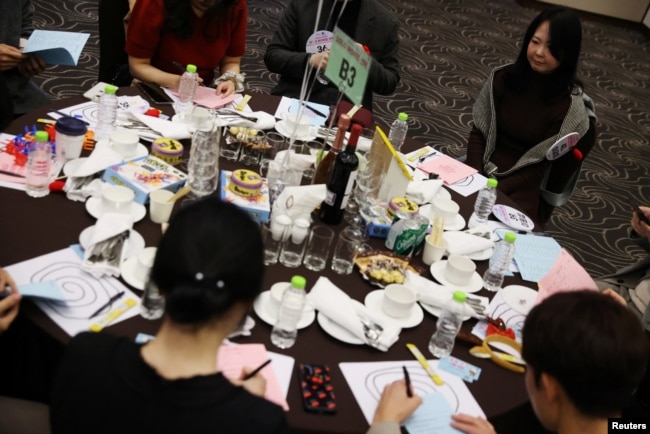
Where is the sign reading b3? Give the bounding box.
[324,27,371,106]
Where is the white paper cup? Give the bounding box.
[134,247,157,283]
[55,116,87,161]
[423,237,447,266]
[149,189,175,224]
[109,129,140,159]
[291,218,310,244]
[382,284,416,318]
[101,185,134,214]
[269,281,289,313]
[445,255,476,285]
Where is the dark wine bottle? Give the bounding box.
[311,114,351,185]
[319,123,362,224]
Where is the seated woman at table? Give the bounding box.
[263,0,400,111]
[464,7,596,227]
[50,198,290,434]
[452,290,649,434]
[125,0,247,96]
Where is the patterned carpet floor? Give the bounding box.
[31,0,650,277]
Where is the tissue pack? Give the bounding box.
[219,170,270,223]
[102,155,187,204]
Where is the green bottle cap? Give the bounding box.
[186,64,197,73]
[398,112,408,121]
[103,84,118,95]
[34,131,49,142]
[487,178,498,188]
[504,232,517,243]
[291,275,307,290]
[452,291,467,303]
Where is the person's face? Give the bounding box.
[524,366,558,431]
[527,21,560,74]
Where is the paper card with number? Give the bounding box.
[324,27,370,106]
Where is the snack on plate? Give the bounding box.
[354,250,422,286]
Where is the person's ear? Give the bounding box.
[540,372,560,404]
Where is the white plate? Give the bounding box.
[120,256,147,290]
[364,290,423,329]
[492,204,535,232]
[442,231,493,261]
[430,260,483,293]
[63,157,89,176]
[501,285,538,315]
[420,301,472,322]
[85,197,147,222]
[435,186,452,200]
[79,225,145,258]
[274,120,317,141]
[419,204,466,231]
[316,312,365,345]
[252,291,315,329]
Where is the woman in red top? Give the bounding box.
[125,0,247,96]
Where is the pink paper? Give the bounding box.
[193,88,239,109]
[417,154,477,185]
[536,248,598,305]
[216,343,289,411]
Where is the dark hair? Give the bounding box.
[506,7,583,100]
[522,290,649,418]
[149,197,264,325]
[163,0,238,41]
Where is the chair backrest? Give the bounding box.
[98,0,132,86]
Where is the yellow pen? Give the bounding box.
[406,343,444,386]
[235,94,252,111]
[89,298,138,332]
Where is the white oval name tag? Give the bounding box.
[545,132,580,161]
[306,30,334,54]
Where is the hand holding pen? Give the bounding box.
[0,268,21,334]
[371,378,422,427]
[235,359,271,398]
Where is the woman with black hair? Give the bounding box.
[50,198,290,434]
[465,7,596,227]
[125,0,246,96]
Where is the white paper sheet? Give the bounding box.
[339,360,485,425]
[5,248,141,336]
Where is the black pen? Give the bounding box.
[517,230,551,237]
[88,291,125,319]
[172,61,186,73]
[403,365,413,397]
[0,284,12,299]
[243,359,272,380]
[304,103,328,119]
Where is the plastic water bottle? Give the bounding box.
[271,275,307,349]
[25,130,53,198]
[187,122,220,197]
[483,232,517,292]
[94,84,118,141]
[429,290,466,358]
[468,178,498,228]
[387,112,408,151]
[141,282,165,320]
[174,64,198,116]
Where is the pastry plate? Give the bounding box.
[430,260,483,293]
[364,289,424,328]
[274,120,318,141]
[85,197,147,222]
[252,291,315,329]
[355,250,424,288]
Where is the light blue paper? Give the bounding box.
[404,392,464,434]
[23,30,90,66]
[289,99,329,126]
[512,234,561,282]
[18,280,67,301]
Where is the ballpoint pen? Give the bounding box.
[402,365,413,397]
[243,359,272,380]
[88,291,125,319]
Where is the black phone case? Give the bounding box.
[299,363,336,414]
[135,81,175,104]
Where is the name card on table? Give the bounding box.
[365,127,413,202]
[324,27,370,106]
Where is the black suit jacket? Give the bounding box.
[264,0,400,110]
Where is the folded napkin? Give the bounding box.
[272,184,326,220]
[132,112,191,140]
[82,212,133,278]
[274,150,315,172]
[64,178,106,202]
[70,146,124,178]
[307,277,401,351]
[405,271,488,319]
[405,179,443,205]
[443,231,494,256]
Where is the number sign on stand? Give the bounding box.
[324,27,370,106]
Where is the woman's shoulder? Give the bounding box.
[68,332,136,358]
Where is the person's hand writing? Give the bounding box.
[371,379,422,426]
[18,53,46,77]
[309,51,329,71]
[450,413,496,434]
[631,206,650,241]
[233,366,267,398]
[0,44,24,71]
[215,80,235,97]
[0,268,20,334]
